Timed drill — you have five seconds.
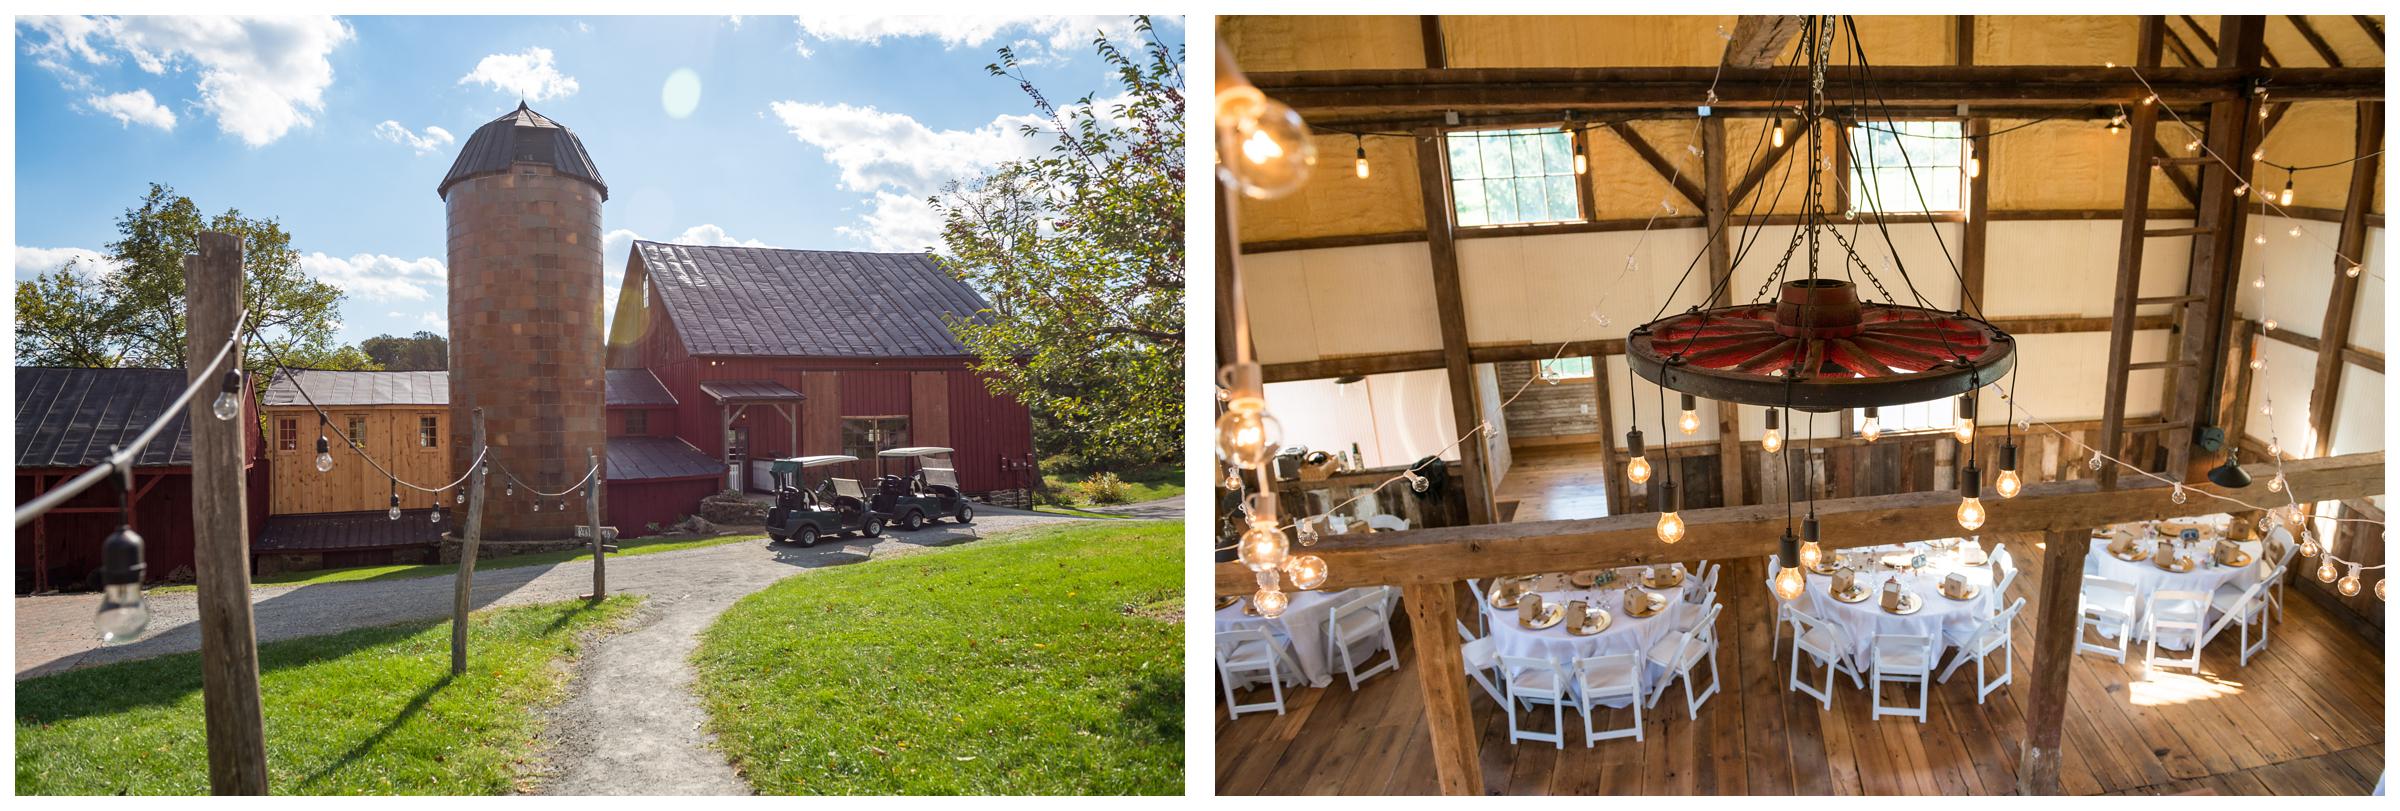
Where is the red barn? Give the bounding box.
[603,241,1037,496]
[15,367,268,592]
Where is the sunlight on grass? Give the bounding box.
[692,521,1182,795]
[150,534,765,593]
[16,597,642,795]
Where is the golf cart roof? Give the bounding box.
[786,455,859,467]
[877,447,953,457]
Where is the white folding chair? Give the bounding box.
[1644,603,1723,717]
[2206,576,2275,667]
[1786,607,1863,709]
[1365,514,1409,531]
[1764,569,1798,661]
[1216,627,1299,718]
[1869,632,1935,723]
[1987,545,2020,616]
[2077,575,2137,663]
[2142,590,2210,674]
[1457,621,1506,707]
[2261,537,2299,623]
[1464,579,1492,635]
[1940,597,2025,704]
[1500,655,1570,749]
[1571,653,1646,745]
[1326,589,1399,690]
[1690,562,1722,606]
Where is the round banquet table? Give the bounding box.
[2082,522,2270,649]
[1478,566,1704,706]
[1217,587,1375,688]
[1801,542,1994,668]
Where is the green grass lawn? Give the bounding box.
[691,520,1181,795]
[150,533,764,593]
[1041,466,1184,509]
[16,597,641,795]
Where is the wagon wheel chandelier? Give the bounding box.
[1608,17,2018,599]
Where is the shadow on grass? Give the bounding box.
[1119,665,1185,744]
[294,673,454,792]
[15,617,446,727]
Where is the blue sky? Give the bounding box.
[14,14,1181,346]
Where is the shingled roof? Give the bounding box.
[437,102,608,201]
[263,371,448,407]
[633,241,992,358]
[16,367,196,468]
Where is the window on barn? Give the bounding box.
[419,416,440,448]
[1853,399,1956,439]
[841,417,910,461]
[346,415,367,447]
[277,418,298,452]
[1447,127,1583,227]
[1535,357,1594,382]
[625,410,648,435]
[1846,120,1965,214]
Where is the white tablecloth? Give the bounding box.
[1216,588,1367,688]
[1801,542,1992,668]
[1479,567,1706,706]
[2083,522,2267,649]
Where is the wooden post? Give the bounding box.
[451,407,486,676]
[1401,580,1482,795]
[1589,354,1623,515]
[2167,16,2265,479]
[2016,527,2094,795]
[585,447,606,599]
[1413,127,1494,524]
[184,230,268,794]
[2305,101,2381,458]
[1701,114,1744,506]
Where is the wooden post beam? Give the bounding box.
[584,447,607,599]
[1723,16,1807,68]
[1414,127,1495,524]
[1402,581,1483,795]
[1606,122,1706,209]
[2306,101,2381,458]
[2286,15,2345,67]
[1729,118,1802,207]
[185,230,268,795]
[452,407,487,675]
[1420,15,1444,69]
[2353,15,2384,51]
[1589,356,1624,515]
[2016,528,2094,795]
[1702,114,1743,506]
[1214,451,2382,594]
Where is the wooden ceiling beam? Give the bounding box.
[1419,15,1444,70]
[1722,15,1807,68]
[2287,15,2345,67]
[1214,451,2383,594]
[1605,122,1707,209]
[1729,118,1802,206]
[2352,15,2383,52]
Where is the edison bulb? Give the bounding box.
[1771,125,1786,148]
[1354,151,1370,180]
[1214,407,1283,468]
[2170,483,2187,504]
[1799,541,1822,569]
[2235,183,2249,197]
[2346,264,2362,278]
[2337,566,2362,597]
[2376,578,2386,601]
[1965,155,1980,178]
[211,390,241,421]
[95,582,150,644]
[1574,152,1588,175]
[2317,560,2339,583]
[1253,588,1290,618]
[1860,416,1883,443]
[1238,522,1290,572]
[431,509,444,525]
[1995,468,2023,499]
[2289,225,2303,238]
[1678,409,1700,435]
[1217,86,1316,199]
[316,449,335,473]
[1656,511,1686,544]
[1773,565,1806,600]
[2253,276,2266,289]
[1284,555,1328,590]
[388,505,402,521]
[2278,187,2295,206]
[2299,535,2321,557]
[2255,231,2269,246]
[1953,417,1975,444]
[1761,428,1783,454]
[2268,473,2286,493]
[1956,496,1987,531]
[1626,455,1652,485]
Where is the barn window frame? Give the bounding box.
[625,410,649,436]
[418,415,441,449]
[345,415,367,448]
[1534,357,1595,382]
[276,418,298,452]
[1844,119,1967,215]
[1444,126,1588,228]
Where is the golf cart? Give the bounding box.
[872,447,975,530]
[763,455,885,547]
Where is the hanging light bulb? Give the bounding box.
[2346,263,2362,278]
[1956,462,1986,531]
[2279,175,2294,206]
[2249,356,2264,370]
[1253,587,1290,618]
[1353,136,1370,180]
[1625,427,1652,485]
[1215,363,1282,468]
[1655,480,1685,544]
[2141,94,2157,106]
[2171,482,2187,504]
[1573,137,1588,175]
[2105,117,2125,136]
[1860,406,1883,443]
[387,485,402,521]
[2375,577,2385,601]
[95,526,149,644]
[2298,531,2320,558]
[1283,555,1328,590]
[2254,230,2268,245]
[2289,225,2303,238]
[2337,563,2363,597]
[2316,559,2339,583]
[1965,144,1980,178]
[1677,393,1700,435]
[1995,441,2023,499]
[2184,138,2201,154]
[315,435,334,473]
[1799,514,1823,570]
[2252,147,2265,161]
[505,480,515,497]
[1771,117,1786,148]
[1761,409,1783,454]
[1773,530,1806,601]
[2262,318,2278,333]
[1237,518,1289,573]
[2268,439,2282,457]
[1223,469,1242,491]
[2234,182,2249,197]
[2253,275,2266,289]
[2088,453,2105,470]
[211,369,244,421]
[1216,45,1316,199]
[431,508,443,524]
[1953,392,1978,444]
[456,490,466,505]
[2268,472,2286,493]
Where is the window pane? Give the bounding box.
[1545,174,1579,221]
[1479,135,1514,178]
[1509,133,1544,179]
[1449,129,1587,227]
[1541,132,1572,175]
[1486,178,1519,224]
[1455,180,1488,227]
[1513,177,1546,221]
[1448,136,1482,180]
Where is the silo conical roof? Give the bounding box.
[437,102,608,200]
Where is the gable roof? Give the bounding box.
[16,367,196,468]
[263,371,448,407]
[632,241,991,358]
[604,369,676,407]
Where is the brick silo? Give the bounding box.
[438,103,607,539]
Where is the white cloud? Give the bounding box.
[83,89,176,131]
[767,101,1048,251]
[418,311,448,330]
[458,47,579,102]
[373,120,455,155]
[38,16,354,147]
[299,253,448,302]
[15,246,121,279]
[791,15,1141,61]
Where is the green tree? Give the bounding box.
[932,17,1184,468]
[359,331,450,370]
[12,183,370,382]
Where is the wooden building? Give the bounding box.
[1213,14,2385,797]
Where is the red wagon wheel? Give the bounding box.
[1627,279,2013,412]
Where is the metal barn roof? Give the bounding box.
[263,371,449,407]
[633,240,993,358]
[437,102,608,200]
[15,367,196,468]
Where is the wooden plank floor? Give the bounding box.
[1494,443,1615,523]
[1217,536,2387,795]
